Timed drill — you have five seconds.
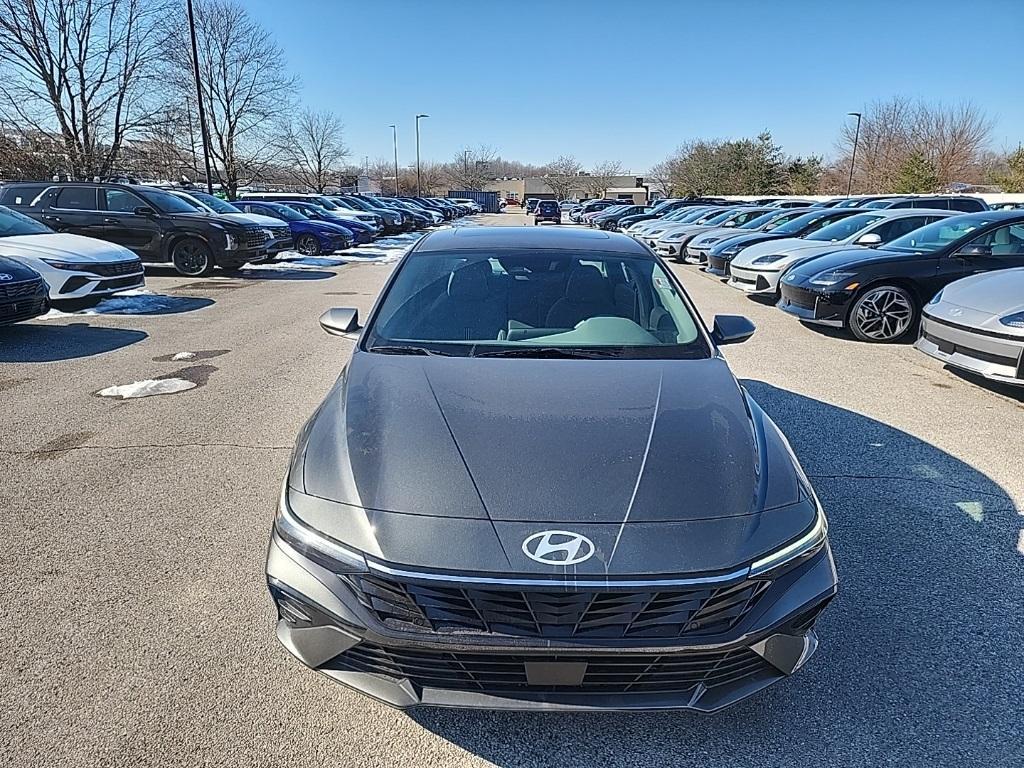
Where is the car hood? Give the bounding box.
[933,267,1024,318]
[0,254,43,279]
[787,246,916,277]
[709,232,782,255]
[217,212,283,227]
[287,353,810,576]
[0,233,137,263]
[690,226,748,247]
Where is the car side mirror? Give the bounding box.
[319,307,360,336]
[712,314,756,345]
[856,232,882,245]
[134,206,156,216]
[955,244,992,258]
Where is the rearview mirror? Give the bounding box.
[319,307,360,336]
[856,232,882,245]
[955,244,992,258]
[711,315,756,345]
[134,206,156,216]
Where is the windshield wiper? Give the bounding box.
[368,344,454,356]
[473,346,623,359]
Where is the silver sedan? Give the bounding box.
[916,267,1024,386]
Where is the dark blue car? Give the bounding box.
[0,255,48,325]
[279,201,376,246]
[236,201,354,255]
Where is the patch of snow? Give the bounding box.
[39,289,205,318]
[97,378,196,399]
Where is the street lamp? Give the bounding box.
[186,0,214,194]
[388,124,399,196]
[846,111,862,198]
[415,114,429,195]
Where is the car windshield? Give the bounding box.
[265,203,306,221]
[770,211,841,235]
[701,209,743,225]
[0,205,52,236]
[805,213,886,241]
[365,249,709,360]
[190,192,242,214]
[739,210,786,230]
[669,208,711,223]
[141,187,207,214]
[884,214,998,254]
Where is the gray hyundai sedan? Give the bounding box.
[266,226,837,712]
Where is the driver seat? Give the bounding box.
[545,266,616,328]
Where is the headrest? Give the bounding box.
[565,265,610,302]
[448,260,491,300]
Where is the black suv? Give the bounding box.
[1,182,275,276]
[534,200,561,225]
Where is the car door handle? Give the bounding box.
[40,214,60,223]
[102,218,118,224]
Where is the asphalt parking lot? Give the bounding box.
[2,212,1022,768]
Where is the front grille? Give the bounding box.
[783,287,817,310]
[323,642,774,695]
[92,274,144,292]
[85,260,143,277]
[0,278,43,299]
[341,573,771,640]
[243,228,269,248]
[269,225,291,240]
[923,329,1020,368]
[732,274,756,286]
[0,294,46,321]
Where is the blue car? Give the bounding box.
[236,201,354,255]
[280,201,376,246]
[0,254,49,325]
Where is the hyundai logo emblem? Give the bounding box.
[522,530,595,566]
[0,273,12,281]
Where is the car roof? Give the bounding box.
[415,226,651,254]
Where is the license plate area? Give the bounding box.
[524,661,587,686]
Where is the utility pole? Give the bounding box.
[846,111,862,198]
[389,124,399,196]
[187,0,214,195]
[415,114,429,195]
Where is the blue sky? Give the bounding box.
[246,0,1024,172]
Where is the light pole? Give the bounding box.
[186,0,214,195]
[389,124,399,196]
[415,114,429,195]
[846,111,862,198]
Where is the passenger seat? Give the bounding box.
[545,266,617,328]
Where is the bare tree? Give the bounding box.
[165,0,297,197]
[0,0,170,179]
[542,155,582,200]
[278,109,348,193]
[646,159,678,198]
[367,157,398,195]
[582,160,625,198]
[446,145,498,190]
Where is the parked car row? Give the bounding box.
[617,197,1024,387]
[0,180,480,325]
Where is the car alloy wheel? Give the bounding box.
[850,285,916,342]
[296,234,321,256]
[171,238,214,277]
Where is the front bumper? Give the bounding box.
[916,314,1024,385]
[777,283,853,327]
[728,265,781,294]
[52,269,145,300]
[655,241,684,257]
[266,531,837,712]
[685,247,711,266]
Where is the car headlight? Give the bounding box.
[752,254,787,265]
[41,259,91,271]
[275,481,368,573]
[999,311,1024,328]
[928,290,943,306]
[808,269,858,287]
[749,501,828,576]
[722,245,743,256]
[224,232,237,250]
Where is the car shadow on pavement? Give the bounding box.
[0,323,147,362]
[946,369,1024,403]
[410,381,1022,768]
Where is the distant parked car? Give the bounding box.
[859,196,989,212]
[236,201,354,255]
[0,255,48,324]
[703,209,857,272]
[915,266,1024,386]
[726,209,953,294]
[332,196,404,234]
[684,209,812,266]
[778,211,1024,342]
[168,190,293,258]
[569,199,620,223]
[280,201,376,245]
[534,200,561,225]
[524,198,540,214]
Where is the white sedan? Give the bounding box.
[727,209,953,295]
[0,205,143,302]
